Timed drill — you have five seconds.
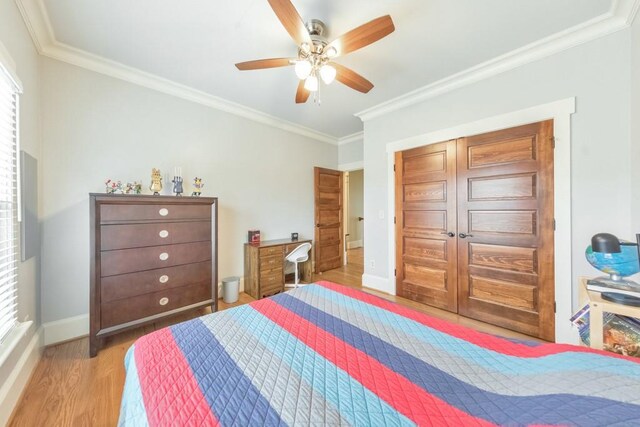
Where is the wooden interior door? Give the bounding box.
[395,141,458,312]
[456,121,555,340]
[314,167,343,273]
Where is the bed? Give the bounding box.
[118,281,640,426]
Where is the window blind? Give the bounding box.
[0,71,18,344]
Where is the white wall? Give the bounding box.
[40,58,337,324]
[631,16,640,234]
[0,0,42,423]
[362,29,632,311]
[338,139,363,167]
[347,170,363,246]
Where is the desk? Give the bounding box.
[244,238,313,299]
[579,277,640,349]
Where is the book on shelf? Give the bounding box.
[570,303,640,355]
[586,279,640,298]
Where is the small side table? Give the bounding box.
[579,277,640,349]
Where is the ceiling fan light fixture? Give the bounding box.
[234,0,395,104]
[324,46,338,58]
[304,74,318,92]
[319,64,336,84]
[300,42,311,54]
[294,60,312,79]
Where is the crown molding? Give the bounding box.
[44,42,340,144]
[16,0,639,141]
[337,131,363,146]
[0,39,23,90]
[14,0,340,145]
[356,0,640,122]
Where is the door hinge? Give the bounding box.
[393,164,396,172]
[554,301,557,313]
[394,268,397,277]
[550,136,556,149]
[553,219,556,230]
[394,216,396,224]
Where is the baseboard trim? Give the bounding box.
[0,325,42,425]
[346,240,363,250]
[362,274,395,295]
[42,279,248,347]
[43,314,89,346]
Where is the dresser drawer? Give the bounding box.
[101,282,211,328]
[259,255,282,271]
[101,261,211,302]
[100,203,211,223]
[260,246,283,258]
[260,269,283,288]
[101,221,211,250]
[101,241,211,277]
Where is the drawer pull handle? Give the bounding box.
[159,297,169,306]
[159,252,169,261]
[159,230,169,238]
[159,208,169,217]
[159,275,169,284]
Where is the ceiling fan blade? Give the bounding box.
[295,79,310,103]
[235,58,294,70]
[333,63,374,93]
[267,0,311,47]
[327,15,395,57]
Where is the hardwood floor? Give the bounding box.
[9,252,540,426]
[346,247,363,267]
[7,297,251,427]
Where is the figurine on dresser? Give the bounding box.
[172,176,184,196]
[172,167,184,196]
[150,168,163,195]
[192,177,204,196]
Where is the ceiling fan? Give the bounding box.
[235,0,395,104]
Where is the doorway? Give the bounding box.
[313,166,364,287]
[344,170,364,270]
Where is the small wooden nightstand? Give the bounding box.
[579,277,640,349]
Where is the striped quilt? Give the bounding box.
[118,282,640,426]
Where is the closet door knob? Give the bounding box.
[458,233,474,239]
[440,231,455,238]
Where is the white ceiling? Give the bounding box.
[41,0,612,138]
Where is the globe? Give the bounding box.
[585,244,640,278]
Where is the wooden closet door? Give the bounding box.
[456,121,555,341]
[395,140,458,312]
[314,167,343,273]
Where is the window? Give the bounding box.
[0,68,18,344]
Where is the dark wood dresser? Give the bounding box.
[89,194,217,356]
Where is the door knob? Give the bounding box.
[458,233,474,239]
[440,231,455,238]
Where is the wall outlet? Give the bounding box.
[370,259,375,269]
